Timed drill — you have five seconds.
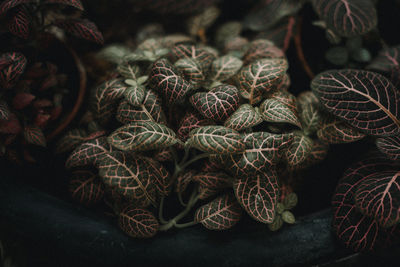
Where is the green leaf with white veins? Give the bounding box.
[174,58,205,88]
[224,104,262,131]
[117,63,140,80]
[108,121,178,151]
[124,85,145,107]
[210,55,243,82]
[297,91,322,135]
[260,98,302,128]
[187,6,220,37]
[285,132,313,169]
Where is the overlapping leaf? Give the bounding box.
[312,0,377,37]
[210,55,243,82]
[13,92,35,109]
[243,39,285,64]
[195,193,242,230]
[0,113,21,134]
[55,128,88,154]
[0,52,27,89]
[124,85,145,107]
[117,63,140,80]
[175,169,196,193]
[8,6,31,39]
[108,121,178,151]
[311,69,400,136]
[224,104,262,131]
[69,170,104,206]
[43,0,84,10]
[65,137,113,169]
[144,157,172,197]
[190,84,239,122]
[174,58,205,88]
[376,136,400,161]
[0,0,33,15]
[177,112,211,141]
[237,58,288,104]
[215,21,242,48]
[303,140,329,167]
[285,132,313,169]
[234,169,279,224]
[193,172,232,199]
[24,125,46,147]
[149,58,193,104]
[0,101,10,120]
[187,126,245,154]
[153,148,174,162]
[118,205,159,238]
[367,45,400,88]
[55,19,104,44]
[170,43,215,70]
[317,117,365,144]
[297,91,321,135]
[260,98,301,127]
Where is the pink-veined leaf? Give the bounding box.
[317,117,365,144]
[256,16,296,51]
[311,69,400,136]
[0,0,33,15]
[312,0,377,37]
[190,84,240,122]
[260,98,301,128]
[55,19,104,44]
[285,132,313,169]
[237,58,288,104]
[23,125,46,147]
[367,45,400,89]
[43,0,84,10]
[98,151,157,205]
[0,101,10,120]
[210,55,243,82]
[169,43,215,70]
[153,148,174,162]
[149,58,193,104]
[174,57,205,88]
[192,172,232,200]
[355,170,400,228]
[177,112,211,141]
[186,126,245,154]
[234,169,279,224]
[8,6,31,39]
[243,39,285,64]
[0,113,21,134]
[69,170,104,206]
[195,193,242,230]
[143,157,172,197]
[303,139,329,167]
[0,52,27,89]
[376,136,400,161]
[224,104,262,131]
[108,121,178,152]
[175,169,196,194]
[65,137,113,169]
[297,91,322,135]
[13,92,35,109]
[118,205,159,238]
[56,128,88,154]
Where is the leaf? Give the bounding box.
[193,172,232,199]
[108,121,178,152]
[177,112,211,141]
[256,16,296,51]
[285,132,313,169]
[65,137,113,169]
[0,101,10,120]
[215,21,242,48]
[153,147,174,162]
[317,117,365,144]
[355,170,400,228]
[117,63,140,80]
[312,0,377,37]
[210,55,243,82]
[8,6,31,39]
[243,39,285,64]
[303,139,329,167]
[55,128,88,154]
[376,136,400,161]
[367,45,400,89]
[260,98,301,127]
[175,170,196,193]
[98,151,156,205]
[170,43,216,70]
[234,169,279,224]
[0,52,27,89]
[311,69,400,136]
[174,58,205,88]
[297,91,322,135]
[69,170,104,206]
[237,58,288,104]
[218,132,294,177]
[144,157,172,197]
[187,5,220,36]
[24,125,46,147]
[43,0,84,10]
[55,19,104,44]
[149,58,193,104]
[124,85,145,107]
[13,92,35,109]
[0,0,33,15]
[224,104,263,131]
[0,113,21,134]
[190,84,240,122]
[223,36,249,57]
[195,193,242,230]
[187,126,245,154]
[118,206,159,238]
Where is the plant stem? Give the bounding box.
[175,221,198,228]
[179,153,209,171]
[178,191,188,207]
[294,16,315,79]
[179,146,190,166]
[158,196,168,224]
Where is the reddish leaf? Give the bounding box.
[55,19,104,44]
[190,84,240,122]
[311,69,400,136]
[13,92,35,109]
[144,157,172,197]
[69,170,104,206]
[0,113,21,134]
[65,137,113,169]
[24,125,46,147]
[153,148,174,162]
[149,58,193,104]
[0,0,33,15]
[303,140,329,167]
[243,39,285,64]
[367,46,400,89]
[0,101,10,120]
[376,136,400,161]
[118,205,159,238]
[8,6,31,39]
[43,0,84,10]
[170,43,215,70]
[233,169,279,224]
[177,112,211,141]
[34,112,51,128]
[175,170,196,194]
[193,172,232,200]
[0,52,27,89]
[195,193,242,230]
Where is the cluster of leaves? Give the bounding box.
[58,5,364,238]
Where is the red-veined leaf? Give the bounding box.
[237,58,288,104]
[190,84,240,122]
[210,55,243,82]
[0,0,33,15]
[108,121,178,152]
[174,58,205,88]
[8,6,31,39]
[367,45,400,88]
[65,137,113,169]
[376,136,400,161]
[195,193,242,230]
[169,43,215,70]
[297,91,322,135]
[260,98,301,128]
[43,0,84,10]
[243,39,285,64]
[69,170,104,206]
[312,0,377,37]
[303,140,329,167]
[317,116,365,144]
[175,170,196,194]
[0,52,27,89]
[98,151,156,205]
[201,159,222,172]
[144,157,172,197]
[13,92,35,109]
[0,113,21,134]
[311,69,400,136]
[0,101,10,120]
[187,126,245,154]
[55,19,104,44]
[285,132,313,169]
[24,125,46,147]
[153,148,174,162]
[118,205,159,238]
[177,112,211,141]
[224,104,262,131]
[193,172,232,200]
[234,169,279,224]
[149,58,193,104]
[55,128,88,154]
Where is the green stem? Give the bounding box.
[158,196,168,224]
[178,190,188,207]
[179,153,209,171]
[175,221,198,228]
[179,146,190,166]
